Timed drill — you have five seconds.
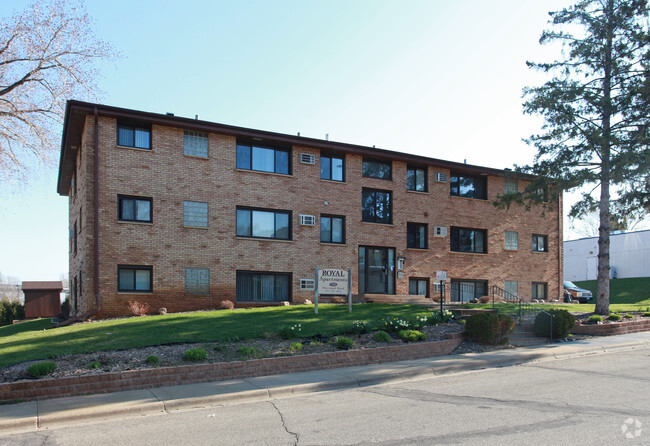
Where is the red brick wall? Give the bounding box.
[74,116,562,318]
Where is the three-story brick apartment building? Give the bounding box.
[57,100,562,318]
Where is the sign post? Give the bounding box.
[314,267,319,315]
[436,270,447,320]
[348,268,352,314]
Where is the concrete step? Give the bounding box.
[508,324,547,346]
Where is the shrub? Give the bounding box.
[623,314,634,319]
[88,361,101,369]
[27,361,57,378]
[0,299,25,326]
[278,324,302,340]
[351,320,371,334]
[607,313,622,321]
[398,330,427,342]
[478,295,491,304]
[183,347,207,361]
[534,309,575,338]
[643,312,650,317]
[374,330,391,343]
[289,342,303,352]
[382,317,411,333]
[237,346,261,359]
[59,298,70,319]
[587,315,603,323]
[145,355,159,365]
[127,300,149,317]
[219,300,235,310]
[334,336,354,350]
[465,313,514,344]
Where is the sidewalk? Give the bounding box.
[2,331,650,434]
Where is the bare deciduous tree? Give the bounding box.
[0,0,115,182]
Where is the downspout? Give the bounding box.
[93,107,101,315]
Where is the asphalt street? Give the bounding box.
[2,344,648,445]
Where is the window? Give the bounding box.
[184,201,208,227]
[236,271,291,302]
[362,157,392,180]
[451,280,487,302]
[407,166,427,192]
[320,215,345,244]
[362,188,392,224]
[184,131,208,158]
[320,153,344,181]
[185,267,210,295]
[118,266,152,292]
[532,234,548,252]
[450,172,487,199]
[407,222,428,249]
[450,227,487,253]
[236,207,291,240]
[236,143,290,174]
[409,278,429,297]
[532,282,547,300]
[117,123,151,149]
[72,221,77,255]
[504,178,518,194]
[118,196,152,223]
[504,231,518,250]
[504,280,518,298]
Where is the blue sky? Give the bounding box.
[2,0,639,282]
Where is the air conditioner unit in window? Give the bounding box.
[435,172,448,183]
[300,214,316,226]
[300,279,315,290]
[434,226,448,237]
[300,153,316,165]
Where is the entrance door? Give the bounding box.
[359,246,395,294]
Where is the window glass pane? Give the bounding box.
[407,169,416,190]
[505,231,518,250]
[275,150,289,174]
[450,175,459,196]
[184,201,208,227]
[135,269,151,291]
[120,199,134,220]
[459,229,473,252]
[504,179,518,194]
[459,176,475,198]
[252,210,275,238]
[118,126,134,147]
[538,237,545,251]
[252,146,275,172]
[185,267,209,295]
[236,145,251,169]
[275,212,289,239]
[332,217,343,243]
[474,230,485,253]
[275,275,290,300]
[362,190,375,222]
[119,269,134,290]
[409,279,417,295]
[236,209,251,236]
[135,200,151,222]
[505,280,518,297]
[416,169,426,191]
[320,156,331,180]
[184,131,208,158]
[363,159,391,179]
[332,157,343,181]
[134,128,150,149]
[375,191,391,223]
[320,216,331,242]
[418,280,427,295]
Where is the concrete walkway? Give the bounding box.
[2,332,650,434]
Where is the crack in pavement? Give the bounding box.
[523,363,650,384]
[360,387,650,418]
[270,401,299,446]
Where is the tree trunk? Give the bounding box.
[595,0,614,316]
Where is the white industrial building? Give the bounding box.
[564,230,650,281]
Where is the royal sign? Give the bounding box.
[317,269,349,296]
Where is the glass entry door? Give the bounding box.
[358,246,395,294]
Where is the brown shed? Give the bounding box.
[22,281,63,318]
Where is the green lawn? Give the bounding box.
[0,304,431,367]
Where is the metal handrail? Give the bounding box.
[490,285,555,340]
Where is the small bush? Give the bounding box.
[398,330,427,342]
[127,300,149,317]
[335,336,354,350]
[88,361,101,369]
[607,313,622,321]
[374,330,391,343]
[623,314,634,319]
[0,299,25,326]
[643,312,650,317]
[183,347,207,362]
[289,342,303,352]
[219,300,235,310]
[465,313,514,344]
[237,346,261,359]
[382,317,411,333]
[145,355,159,365]
[278,324,302,340]
[429,310,454,325]
[478,295,491,304]
[27,361,57,378]
[351,320,371,334]
[587,315,603,323]
[534,309,575,338]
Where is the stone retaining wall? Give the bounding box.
[0,333,464,403]
[571,318,650,336]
